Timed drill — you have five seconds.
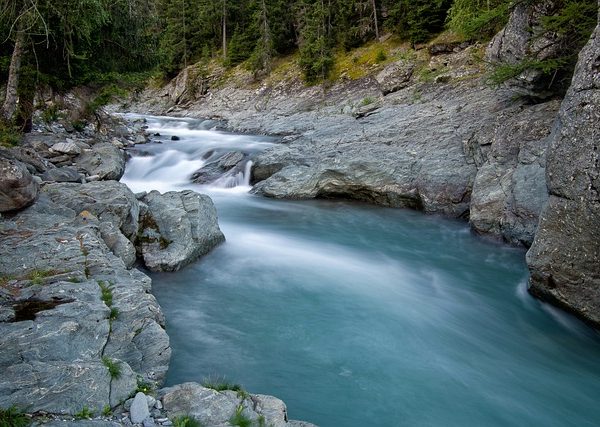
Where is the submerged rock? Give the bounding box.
[191,151,246,184]
[0,158,39,212]
[527,17,600,327]
[137,190,225,272]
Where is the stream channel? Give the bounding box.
[120,115,600,427]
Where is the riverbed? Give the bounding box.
[121,115,600,427]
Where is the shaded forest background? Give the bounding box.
[0,0,597,131]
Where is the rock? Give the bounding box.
[0,158,39,212]
[99,221,137,268]
[191,151,246,184]
[170,135,180,141]
[43,181,140,239]
[0,146,51,173]
[486,0,569,97]
[137,190,225,271]
[76,143,126,181]
[469,99,560,246]
[288,422,319,427]
[50,141,82,155]
[135,134,147,144]
[130,392,151,424]
[159,383,303,427]
[375,61,415,95]
[527,17,600,326]
[41,166,84,183]
[142,418,156,427]
[0,191,169,412]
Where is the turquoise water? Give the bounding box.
[122,116,600,427]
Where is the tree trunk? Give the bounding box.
[371,0,379,40]
[222,0,227,59]
[2,30,25,123]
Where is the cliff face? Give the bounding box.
[527,8,600,326]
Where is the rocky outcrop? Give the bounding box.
[159,383,317,427]
[527,13,600,326]
[137,190,225,272]
[486,0,568,97]
[469,99,560,245]
[191,151,246,184]
[0,193,170,413]
[0,158,39,212]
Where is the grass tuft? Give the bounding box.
[101,356,122,380]
[172,415,204,427]
[74,406,94,420]
[229,405,252,427]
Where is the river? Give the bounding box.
[121,115,600,427]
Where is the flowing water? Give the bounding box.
[121,115,600,427]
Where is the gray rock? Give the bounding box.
[51,141,82,155]
[76,143,126,181]
[0,192,169,413]
[38,421,122,427]
[0,145,51,173]
[375,60,415,95]
[142,418,156,427]
[469,99,560,246]
[0,158,39,212]
[137,190,225,272]
[527,16,600,327]
[486,0,569,97]
[99,221,137,268]
[41,166,84,183]
[135,134,148,144]
[191,151,246,184]
[130,392,150,424]
[287,422,319,427]
[43,181,140,239]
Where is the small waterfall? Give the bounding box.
[120,115,273,194]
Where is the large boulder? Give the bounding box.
[137,190,225,272]
[526,12,600,326]
[76,143,126,180]
[191,151,246,184]
[0,158,39,212]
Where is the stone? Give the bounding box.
[130,392,151,424]
[142,417,156,427]
[375,61,415,95]
[0,158,39,212]
[135,134,147,144]
[51,141,82,155]
[137,190,225,272]
[76,143,126,181]
[527,16,600,327]
[41,166,84,183]
[191,151,246,184]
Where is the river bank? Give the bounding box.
[0,113,315,426]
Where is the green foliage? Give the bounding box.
[488,58,568,85]
[202,379,245,393]
[297,0,334,82]
[229,405,252,427]
[375,49,386,63]
[41,105,60,124]
[385,0,453,43]
[0,122,21,147]
[98,281,114,307]
[101,356,122,380]
[447,0,510,41]
[360,96,374,106]
[72,120,86,132]
[28,269,57,285]
[74,406,94,420]
[102,405,112,417]
[109,307,119,321]
[0,405,30,427]
[86,84,129,116]
[136,378,155,394]
[172,415,204,427]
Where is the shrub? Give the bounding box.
[172,415,204,427]
[0,406,30,427]
[229,405,252,427]
[74,406,94,420]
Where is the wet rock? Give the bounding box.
[0,146,51,173]
[76,143,126,181]
[527,18,600,327]
[191,151,246,184]
[130,392,150,424]
[137,190,225,272]
[0,158,39,212]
